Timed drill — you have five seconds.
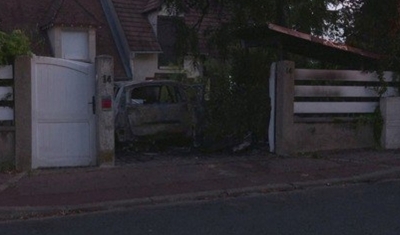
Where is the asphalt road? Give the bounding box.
[1,179,400,235]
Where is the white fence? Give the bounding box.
[269,61,400,155]
[0,65,14,123]
[294,69,399,122]
[0,65,14,163]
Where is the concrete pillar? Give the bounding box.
[95,56,115,166]
[380,97,400,149]
[14,56,33,171]
[275,61,295,156]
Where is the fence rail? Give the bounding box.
[293,69,399,122]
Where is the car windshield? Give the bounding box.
[114,85,121,98]
[130,85,182,104]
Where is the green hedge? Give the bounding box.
[0,30,31,65]
[203,48,273,143]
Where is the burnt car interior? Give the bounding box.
[115,81,196,151]
[129,85,184,105]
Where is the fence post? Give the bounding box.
[95,55,115,166]
[275,61,295,156]
[14,56,33,171]
[380,97,400,149]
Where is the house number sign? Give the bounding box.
[102,75,112,84]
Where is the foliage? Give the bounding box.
[163,0,399,145]
[0,160,15,173]
[165,0,361,54]
[165,0,400,69]
[353,107,384,148]
[372,107,384,148]
[162,0,363,144]
[346,0,400,70]
[202,48,272,142]
[343,0,400,95]
[164,0,371,68]
[0,92,12,101]
[0,30,31,65]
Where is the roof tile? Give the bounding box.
[40,0,101,29]
[111,0,161,52]
[142,0,162,13]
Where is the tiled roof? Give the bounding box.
[111,0,226,54]
[112,0,162,52]
[0,0,54,56]
[184,4,229,54]
[142,0,162,13]
[40,0,101,29]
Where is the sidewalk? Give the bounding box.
[0,149,400,220]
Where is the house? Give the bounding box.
[102,0,226,82]
[0,0,126,79]
[0,0,226,82]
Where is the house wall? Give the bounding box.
[147,11,158,36]
[132,53,202,82]
[270,61,399,155]
[133,9,202,82]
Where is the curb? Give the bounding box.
[1,167,399,221]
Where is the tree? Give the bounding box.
[164,0,370,62]
[345,0,400,70]
[164,0,398,145]
[166,1,351,36]
[162,0,360,145]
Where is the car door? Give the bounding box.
[125,83,192,138]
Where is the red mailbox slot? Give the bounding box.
[101,96,112,111]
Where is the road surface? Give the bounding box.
[1,179,400,235]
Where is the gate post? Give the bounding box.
[14,56,33,171]
[95,56,115,166]
[380,97,400,149]
[274,61,295,156]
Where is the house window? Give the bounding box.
[61,30,90,61]
[157,16,183,68]
[46,27,95,62]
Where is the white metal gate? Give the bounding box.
[32,57,96,168]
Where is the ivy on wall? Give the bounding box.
[0,30,31,65]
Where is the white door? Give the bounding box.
[32,57,96,168]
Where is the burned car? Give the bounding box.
[114,80,202,146]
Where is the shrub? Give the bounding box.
[203,48,272,144]
[0,30,31,65]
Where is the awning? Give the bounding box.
[236,23,382,69]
